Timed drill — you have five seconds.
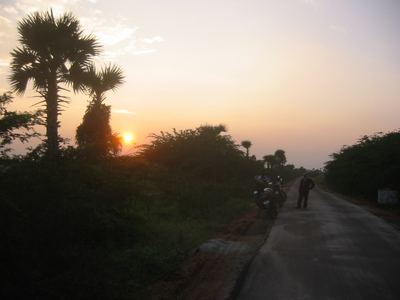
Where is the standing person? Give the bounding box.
[297,173,315,209]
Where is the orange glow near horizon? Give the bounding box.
[122,133,135,145]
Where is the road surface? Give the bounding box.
[236,180,400,300]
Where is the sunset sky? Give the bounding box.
[0,0,399,168]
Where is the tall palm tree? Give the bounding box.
[241,140,252,157]
[9,10,100,159]
[76,64,124,157]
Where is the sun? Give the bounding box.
[122,133,134,145]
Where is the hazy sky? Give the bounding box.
[0,0,399,168]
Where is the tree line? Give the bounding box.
[324,130,400,199]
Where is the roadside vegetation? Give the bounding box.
[0,10,306,300]
[1,130,261,299]
[324,130,400,200]
[2,121,308,299]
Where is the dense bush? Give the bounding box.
[324,130,400,199]
[0,160,148,299]
[0,125,264,299]
[139,124,262,181]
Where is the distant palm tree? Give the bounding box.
[241,140,252,157]
[263,154,276,169]
[76,64,124,157]
[274,149,287,166]
[82,64,124,104]
[9,10,100,159]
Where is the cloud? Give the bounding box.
[79,12,139,48]
[133,49,157,55]
[0,0,164,62]
[80,12,164,61]
[112,108,136,115]
[11,0,78,15]
[0,15,12,27]
[92,27,163,60]
[97,26,138,46]
[1,0,96,17]
[2,5,18,15]
[0,58,9,75]
[1,0,95,12]
[0,16,13,39]
[142,36,164,44]
[0,58,9,67]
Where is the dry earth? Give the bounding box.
[150,205,276,300]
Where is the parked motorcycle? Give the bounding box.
[253,182,278,218]
[253,175,287,218]
[272,177,287,207]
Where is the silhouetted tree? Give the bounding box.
[76,102,121,157]
[9,10,100,159]
[325,131,400,198]
[241,140,252,157]
[274,149,287,166]
[0,91,42,157]
[76,64,124,158]
[140,124,260,180]
[263,154,276,169]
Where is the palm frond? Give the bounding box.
[15,10,100,87]
[9,67,35,94]
[74,35,102,60]
[18,11,56,56]
[63,62,90,93]
[10,47,37,68]
[31,99,47,107]
[100,64,124,92]
[79,63,124,103]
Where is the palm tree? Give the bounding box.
[263,154,276,169]
[9,10,100,159]
[82,64,124,104]
[76,64,124,158]
[274,149,287,166]
[241,140,252,157]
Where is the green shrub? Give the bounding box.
[324,130,400,199]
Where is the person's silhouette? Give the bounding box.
[297,173,315,209]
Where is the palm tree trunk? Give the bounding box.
[46,73,59,159]
[246,148,249,157]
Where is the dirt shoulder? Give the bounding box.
[150,204,275,300]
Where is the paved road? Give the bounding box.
[236,180,400,300]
